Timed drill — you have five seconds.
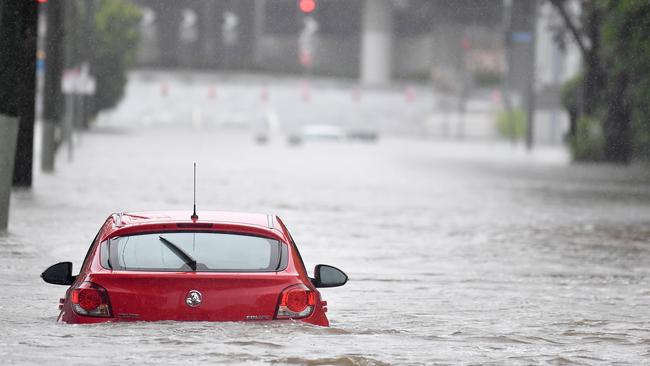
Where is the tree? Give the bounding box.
[63,0,141,119]
[601,1,650,160]
[91,0,141,116]
[0,1,38,186]
[549,0,650,162]
[548,0,605,138]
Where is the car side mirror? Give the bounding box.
[41,262,76,286]
[313,264,348,288]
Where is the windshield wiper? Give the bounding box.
[159,236,197,271]
[106,239,113,270]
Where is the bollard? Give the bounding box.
[40,121,56,172]
[0,115,19,230]
[352,87,361,102]
[492,89,502,105]
[405,86,415,103]
[301,80,310,102]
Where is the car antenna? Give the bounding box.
[191,162,199,221]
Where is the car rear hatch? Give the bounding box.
[89,272,298,321]
[90,230,297,321]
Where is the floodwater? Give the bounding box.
[2,73,650,365]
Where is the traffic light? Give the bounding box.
[299,0,316,14]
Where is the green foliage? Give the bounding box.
[92,0,141,114]
[552,1,650,161]
[560,73,582,116]
[473,70,501,87]
[599,0,650,160]
[631,82,650,159]
[571,116,605,161]
[495,108,525,140]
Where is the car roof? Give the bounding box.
[103,211,286,241]
[113,210,275,228]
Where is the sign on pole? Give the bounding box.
[61,63,96,95]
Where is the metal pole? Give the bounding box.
[65,91,74,162]
[41,0,63,172]
[63,0,75,162]
[81,0,95,130]
[524,0,538,151]
[75,93,83,146]
[501,0,516,145]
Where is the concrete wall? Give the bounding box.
[133,0,505,82]
[0,116,19,230]
[255,35,360,77]
[394,35,432,78]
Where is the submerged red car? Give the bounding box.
[41,211,347,326]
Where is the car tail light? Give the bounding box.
[276,284,316,319]
[70,282,112,317]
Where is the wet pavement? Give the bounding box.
[1,72,650,365]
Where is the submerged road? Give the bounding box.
[1,72,650,365]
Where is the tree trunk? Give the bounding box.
[603,72,632,163]
[12,1,38,187]
[0,1,38,187]
[547,0,605,140]
[0,3,21,116]
[581,3,604,116]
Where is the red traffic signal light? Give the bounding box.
[299,0,316,13]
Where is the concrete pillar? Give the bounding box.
[252,0,266,67]
[0,116,19,230]
[360,0,393,86]
[40,122,56,171]
[199,0,217,67]
[157,5,180,67]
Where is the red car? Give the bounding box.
[41,211,347,326]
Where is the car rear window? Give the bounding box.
[101,232,287,272]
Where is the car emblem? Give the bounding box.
[185,290,202,307]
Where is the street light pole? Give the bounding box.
[41,0,63,172]
[524,1,538,151]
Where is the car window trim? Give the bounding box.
[100,230,289,273]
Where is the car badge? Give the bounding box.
[185,290,202,307]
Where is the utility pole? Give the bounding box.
[524,1,538,151]
[501,0,516,144]
[63,0,76,162]
[508,0,538,150]
[41,0,64,172]
[81,0,96,130]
